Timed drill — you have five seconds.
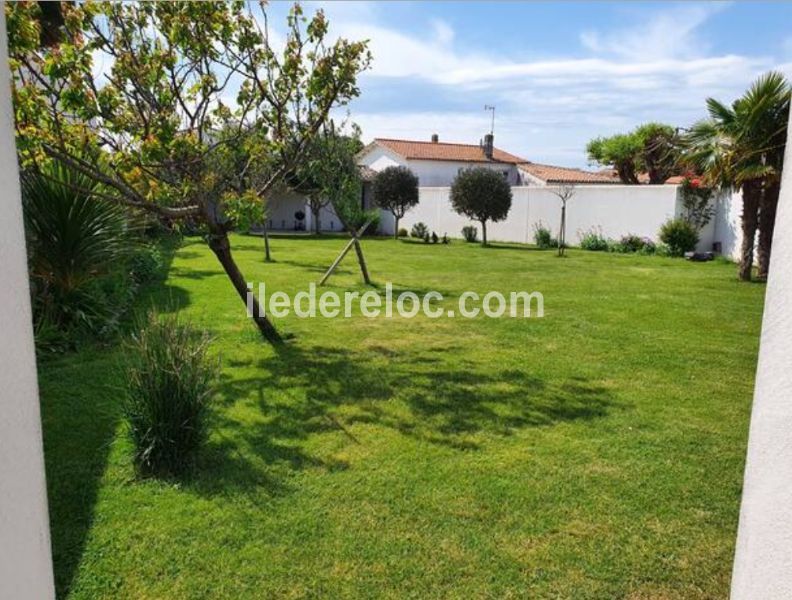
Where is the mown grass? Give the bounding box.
[39,233,764,599]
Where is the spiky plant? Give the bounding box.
[124,311,217,477]
[22,160,132,334]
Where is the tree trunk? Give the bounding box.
[313,205,321,234]
[558,202,566,257]
[263,226,272,262]
[207,230,282,343]
[394,216,399,239]
[353,238,371,284]
[481,220,487,246]
[757,180,780,281]
[739,181,761,282]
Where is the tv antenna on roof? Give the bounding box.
[484,105,496,136]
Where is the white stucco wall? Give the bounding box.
[393,184,746,256]
[397,184,684,244]
[730,101,792,600]
[712,190,747,261]
[0,14,56,600]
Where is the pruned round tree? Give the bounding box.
[372,166,419,238]
[450,168,512,245]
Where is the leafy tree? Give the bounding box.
[586,134,642,184]
[7,1,371,343]
[685,71,790,280]
[587,122,680,184]
[286,123,364,234]
[634,123,680,184]
[372,166,419,238]
[450,168,512,245]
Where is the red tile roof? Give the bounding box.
[518,162,617,185]
[597,168,686,185]
[372,138,526,164]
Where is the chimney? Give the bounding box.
[482,133,494,159]
[431,133,439,143]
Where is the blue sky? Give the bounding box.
[268,1,792,168]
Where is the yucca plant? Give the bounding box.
[22,160,133,336]
[124,311,217,477]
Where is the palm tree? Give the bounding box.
[686,72,790,281]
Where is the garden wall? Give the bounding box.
[396,184,743,257]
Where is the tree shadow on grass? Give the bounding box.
[190,342,616,496]
[480,242,547,252]
[40,235,188,596]
[38,356,125,598]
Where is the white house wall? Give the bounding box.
[266,191,346,232]
[404,159,520,187]
[357,145,405,171]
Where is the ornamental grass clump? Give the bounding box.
[125,311,217,477]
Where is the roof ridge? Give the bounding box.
[520,161,600,172]
[374,137,483,148]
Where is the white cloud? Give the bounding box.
[431,19,454,46]
[264,2,789,167]
[580,2,730,59]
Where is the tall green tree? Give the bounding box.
[685,71,790,281]
[586,133,642,184]
[586,122,680,184]
[286,123,364,235]
[7,1,370,342]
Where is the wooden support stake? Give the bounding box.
[318,217,374,286]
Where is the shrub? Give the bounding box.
[579,228,609,251]
[129,244,164,284]
[659,218,699,256]
[431,231,439,244]
[461,225,478,243]
[125,311,217,477]
[638,238,657,255]
[397,227,409,238]
[655,242,672,257]
[411,222,429,239]
[441,233,450,245]
[22,161,134,345]
[619,234,646,253]
[533,223,557,249]
[359,210,381,236]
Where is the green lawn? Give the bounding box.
[40,234,765,599]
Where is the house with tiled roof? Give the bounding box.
[264,132,621,234]
[357,134,614,187]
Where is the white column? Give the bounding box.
[0,13,56,600]
[731,108,792,597]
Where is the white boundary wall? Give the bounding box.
[396,184,744,257]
